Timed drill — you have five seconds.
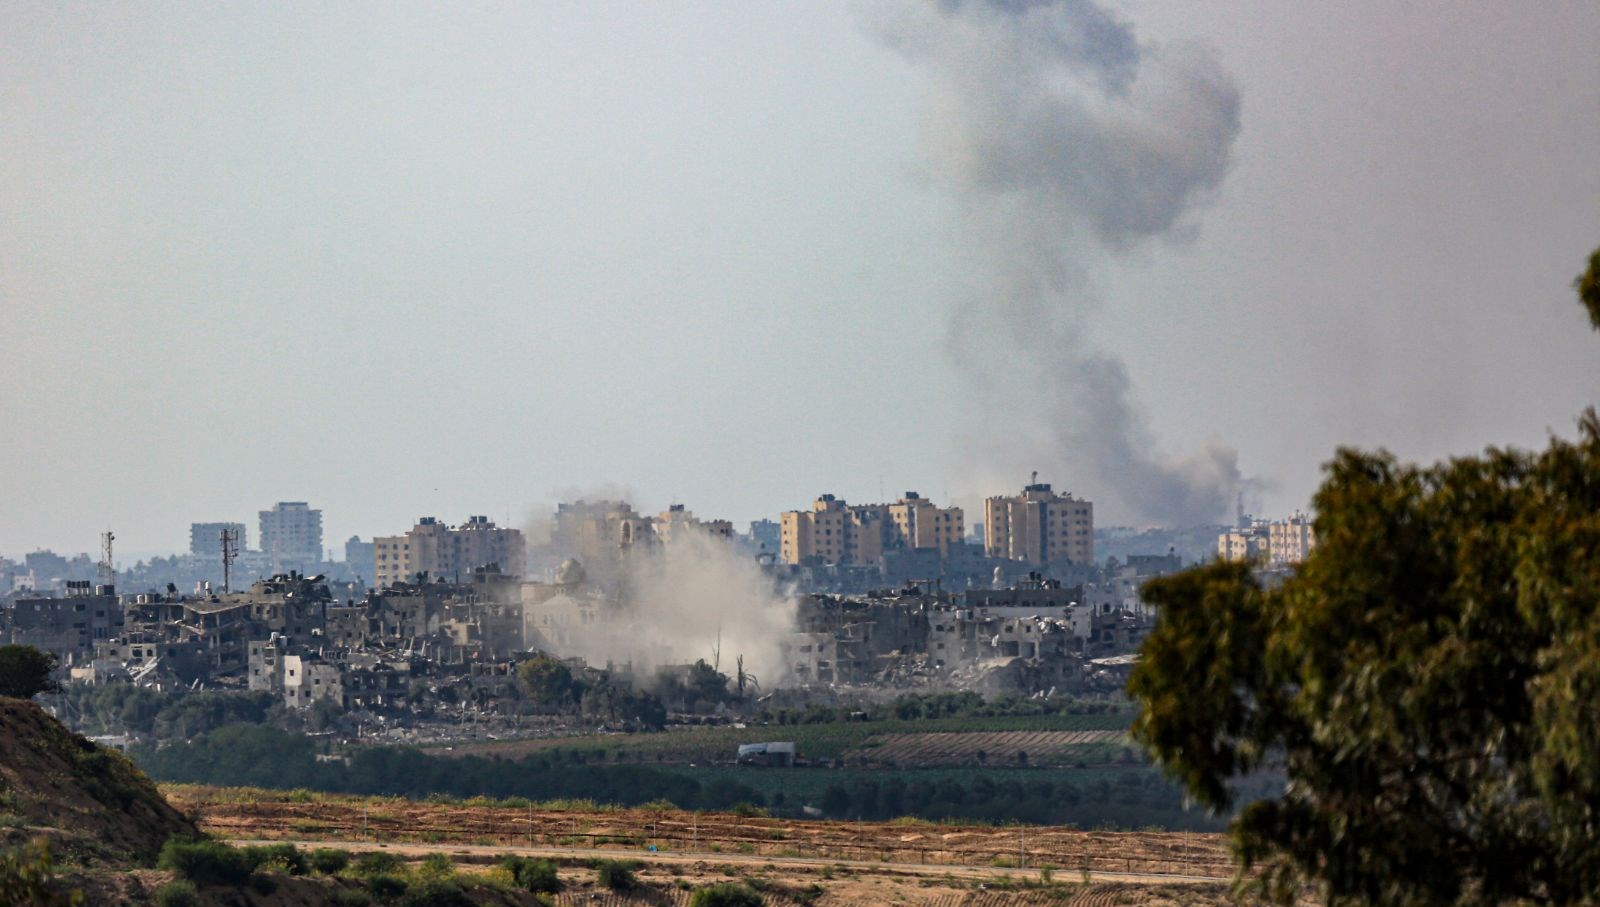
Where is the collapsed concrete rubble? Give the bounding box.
[781,572,1163,697]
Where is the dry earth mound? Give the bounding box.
[0,697,199,863]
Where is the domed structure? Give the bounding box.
[555,557,587,588]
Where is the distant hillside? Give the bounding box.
[0,697,198,863]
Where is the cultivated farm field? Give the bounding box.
[168,783,1232,878]
[429,713,1134,766]
[851,730,1126,767]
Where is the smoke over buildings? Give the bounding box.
[527,501,797,684]
[869,0,1245,526]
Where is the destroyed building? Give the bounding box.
[5,581,122,662]
[781,569,1165,696]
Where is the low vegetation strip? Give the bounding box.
[166,784,1234,879]
[848,730,1127,767]
[427,713,1133,765]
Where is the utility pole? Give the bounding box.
[221,527,239,594]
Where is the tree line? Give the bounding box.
[130,722,1246,829]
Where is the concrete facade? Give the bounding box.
[373,516,525,588]
[190,522,247,558]
[983,482,1094,567]
[259,502,323,572]
[780,492,963,566]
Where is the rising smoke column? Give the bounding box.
[870,0,1245,525]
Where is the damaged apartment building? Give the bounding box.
[783,572,1160,695]
[48,562,532,710]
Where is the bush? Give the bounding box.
[689,882,765,907]
[500,855,562,894]
[245,842,307,875]
[157,837,255,886]
[0,838,80,906]
[311,847,351,875]
[352,851,404,877]
[330,888,373,907]
[416,852,454,882]
[154,879,200,907]
[594,859,639,892]
[730,802,768,818]
[0,645,61,699]
[365,873,408,902]
[395,880,473,907]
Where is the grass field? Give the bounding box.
[430,712,1137,767]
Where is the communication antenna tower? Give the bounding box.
[221,527,240,594]
[99,531,115,587]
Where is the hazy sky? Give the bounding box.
[3,1,1597,557]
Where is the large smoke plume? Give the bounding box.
[537,532,796,686]
[870,0,1245,525]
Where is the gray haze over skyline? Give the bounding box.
[2,1,1597,556]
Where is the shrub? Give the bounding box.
[154,879,200,907]
[311,847,351,875]
[689,882,765,907]
[330,889,373,907]
[157,837,256,886]
[365,873,408,902]
[0,645,61,699]
[245,842,307,875]
[395,879,473,907]
[500,855,561,894]
[352,851,404,877]
[594,859,639,892]
[730,802,768,818]
[417,852,454,882]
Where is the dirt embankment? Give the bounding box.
[0,698,198,863]
[169,785,1234,879]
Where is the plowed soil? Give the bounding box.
[851,730,1125,766]
[167,784,1233,879]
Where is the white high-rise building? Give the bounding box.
[259,502,323,572]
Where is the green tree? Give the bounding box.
[0,646,61,700]
[1130,246,1600,905]
[517,654,575,708]
[1578,246,1600,330]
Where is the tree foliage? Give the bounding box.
[1578,246,1600,330]
[0,646,61,700]
[1130,246,1600,905]
[0,839,82,907]
[516,654,576,707]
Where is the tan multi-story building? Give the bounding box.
[1217,513,1316,567]
[1267,514,1316,566]
[550,500,658,572]
[373,516,525,588]
[779,492,962,565]
[984,481,1094,567]
[654,505,734,547]
[1217,528,1269,564]
[887,492,965,556]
